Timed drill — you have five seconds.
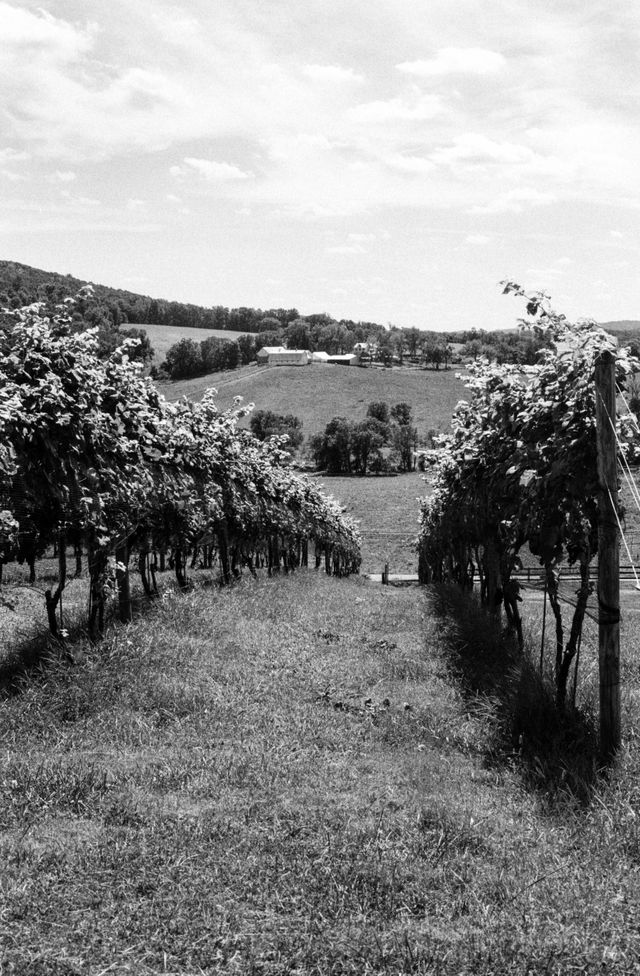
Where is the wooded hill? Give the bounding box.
[2,258,638,363]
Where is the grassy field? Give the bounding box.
[315,472,429,574]
[123,323,248,364]
[161,364,466,442]
[2,571,640,974]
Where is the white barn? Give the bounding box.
[257,346,311,366]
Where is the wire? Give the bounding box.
[607,486,640,591]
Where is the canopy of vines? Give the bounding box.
[0,292,361,634]
[417,282,638,704]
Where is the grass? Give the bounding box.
[314,471,429,575]
[122,323,248,365]
[161,363,466,441]
[3,570,640,974]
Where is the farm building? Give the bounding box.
[256,345,286,364]
[311,351,330,363]
[257,347,311,366]
[326,353,361,366]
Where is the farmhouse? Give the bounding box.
[257,347,311,366]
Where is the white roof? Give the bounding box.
[258,345,286,354]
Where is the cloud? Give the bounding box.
[383,153,435,175]
[0,147,29,164]
[465,234,490,245]
[302,64,364,84]
[0,2,94,57]
[470,188,556,214]
[327,243,366,254]
[348,93,442,124]
[431,134,534,167]
[171,158,253,182]
[397,48,506,77]
[49,170,77,183]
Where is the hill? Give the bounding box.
[602,320,640,334]
[161,363,466,442]
[128,321,247,364]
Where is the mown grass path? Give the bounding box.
[2,572,640,974]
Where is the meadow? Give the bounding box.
[161,362,466,442]
[126,323,247,364]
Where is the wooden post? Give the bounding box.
[595,349,620,759]
[382,562,389,585]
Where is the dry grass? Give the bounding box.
[2,571,640,974]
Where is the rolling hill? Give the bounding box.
[160,363,466,441]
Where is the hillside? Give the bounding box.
[126,321,247,364]
[161,363,466,441]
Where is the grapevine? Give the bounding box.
[0,296,361,637]
[417,283,638,704]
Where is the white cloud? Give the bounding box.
[327,244,366,254]
[0,2,94,57]
[302,64,364,84]
[431,134,534,167]
[0,148,29,163]
[470,188,556,214]
[383,153,435,175]
[171,158,253,182]
[397,48,506,77]
[465,234,490,245]
[50,170,77,183]
[348,93,442,124]
[525,266,565,277]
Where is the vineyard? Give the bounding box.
[417,283,639,717]
[0,292,361,642]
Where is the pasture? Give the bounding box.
[161,363,466,441]
[315,471,429,574]
[123,323,247,364]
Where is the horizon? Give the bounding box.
[1,1,639,332]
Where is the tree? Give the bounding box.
[163,338,203,379]
[390,402,412,427]
[351,418,386,475]
[285,319,313,350]
[309,417,353,473]
[250,410,303,455]
[237,333,258,365]
[366,401,390,426]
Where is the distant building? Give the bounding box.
[310,351,330,364]
[326,353,361,366]
[257,346,311,366]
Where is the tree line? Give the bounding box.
[309,402,417,475]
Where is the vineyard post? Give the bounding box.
[595,349,620,759]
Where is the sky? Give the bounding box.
[1,1,639,332]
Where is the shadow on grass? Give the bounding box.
[428,584,600,807]
[0,590,150,698]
